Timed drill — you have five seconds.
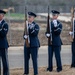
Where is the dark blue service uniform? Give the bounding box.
[0,20,9,75]
[46,20,62,72]
[71,20,75,67]
[24,21,40,75]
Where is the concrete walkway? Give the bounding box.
[1,45,72,69]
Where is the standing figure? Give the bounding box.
[69,8,75,67]
[69,18,75,68]
[70,30,75,67]
[46,10,62,72]
[23,12,40,75]
[0,10,9,75]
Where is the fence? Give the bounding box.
[2,5,73,46]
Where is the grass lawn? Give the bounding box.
[5,13,25,20]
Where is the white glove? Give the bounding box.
[24,35,28,39]
[46,33,50,37]
[53,20,57,27]
[69,31,73,35]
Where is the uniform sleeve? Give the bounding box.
[0,23,8,38]
[29,24,39,36]
[54,23,62,35]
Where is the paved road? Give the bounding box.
[1,45,72,69]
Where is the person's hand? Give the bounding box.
[24,35,28,39]
[69,31,73,35]
[53,20,57,27]
[46,33,50,37]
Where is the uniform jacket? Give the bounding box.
[70,20,75,43]
[46,20,62,46]
[25,22,40,47]
[0,20,9,49]
[73,21,75,42]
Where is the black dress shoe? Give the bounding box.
[57,69,62,72]
[47,68,52,72]
[71,64,75,68]
[71,66,75,68]
[23,74,28,75]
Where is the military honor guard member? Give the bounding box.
[69,19,75,68]
[46,10,62,72]
[23,12,40,75]
[0,10,9,75]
